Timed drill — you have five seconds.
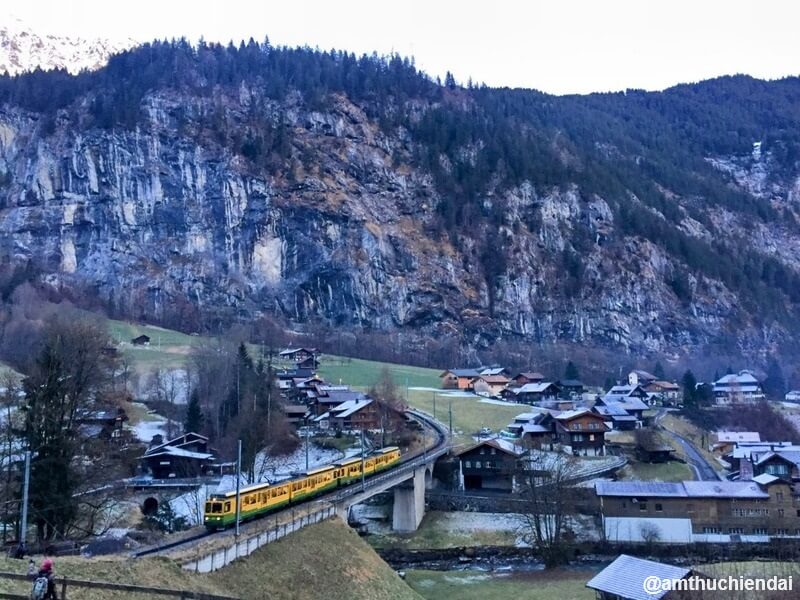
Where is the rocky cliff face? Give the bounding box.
[1,81,799,361]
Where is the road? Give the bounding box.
[654,409,721,481]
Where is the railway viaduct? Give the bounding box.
[329,412,449,531]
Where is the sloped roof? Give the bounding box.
[478,374,510,384]
[330,399,373,418]
[514,382,560,394]
[596,480,769,499]
[514,372,545,380]
[480,367,508,376]
[603,396,649,411]
[586,554,691,600]
[456,437,526,457]
[715,431,761,444]
[558,379,584,387]
[554,408,591,421]
[752,473,780,485]
[442,368,481,378]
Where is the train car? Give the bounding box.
[203,447,402,529]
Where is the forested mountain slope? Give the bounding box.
[0,40,799,362]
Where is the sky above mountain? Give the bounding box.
[3,0,799,94]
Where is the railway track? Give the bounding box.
[131,409,449,558]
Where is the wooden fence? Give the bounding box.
[0,572,239,599]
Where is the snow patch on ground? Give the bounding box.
[479,398,522,406]
[129,415,169,443]
[409,387,475,397]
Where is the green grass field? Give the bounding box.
[405,568,598,600]
[620,460,694,482]
[318,355,441,389]
[404,389,524,446]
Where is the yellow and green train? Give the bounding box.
[203,446,401,529]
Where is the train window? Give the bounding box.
[224,502,231,512]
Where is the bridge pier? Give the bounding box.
[392,466,427,532]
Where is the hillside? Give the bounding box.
[0,519,422,599]
[1,41,800,365]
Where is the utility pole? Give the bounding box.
[235,439,242,536]
[449,396,453,436]
[19,451,30,553]
[360,428,366,490]
[305,426,309,471]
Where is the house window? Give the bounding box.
[655,503,663,512]
[589,434,595,441]
[475,461,482,468]
[753,528,768,535]
[589,423,597,430]
[702,527,720,534]
[687,503,695,513]
[491,448,496,455]
[728,528,743,534]
[778,509,785,518]
[639,503,648,512]
[776,492,784,501]
[776,529,789,536]
[572,423,580,430]
[464,460,471,468]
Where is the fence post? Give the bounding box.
[61,578,68,600]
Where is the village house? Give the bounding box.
[454,438,527,492]
[596,394,648,425]
[325,398,380,431]
[141,432,215,479]
[587,554,700,600]
[76,407,129,441]
[628,369,657,387]
[557,379,585,399]
[479,366,512,377]
[785,390,800,403]
[440,368,480,390]
[710,431,761,456]
[502,411,557,450]
[554,409,608,456]
[644,380,682,405]
[713,370,765,405]
[592,403,638,431]
[473,374,510,397]
[752,450,800,482]
[510,371,546,387]
[312,388,370,417]
[278,347,319,366]
[597,478,798,542]
[131,334,151,346]
[729,442,800,480]
[503,381,561,404]
[282,404,309,426]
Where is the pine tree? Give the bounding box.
[564,361,580,381]
[682,370,698,407]
[184,389,204,434]
[763,357,786,400]
[653,362,665,379]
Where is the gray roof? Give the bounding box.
[604,396,649,411]
[755,450,800,467]
[586,554,691,600]
[445,368,481,377]
[596,480,769,499]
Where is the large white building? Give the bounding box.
[713,370,765,405]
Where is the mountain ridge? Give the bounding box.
[0,40,798,366]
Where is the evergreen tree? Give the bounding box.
[653,362,665,379]
[564,361,580,381]
[763,357,787,400]
[184,389,205,433]
[682,370,698,407]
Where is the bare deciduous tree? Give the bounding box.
[517,451,580,567]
